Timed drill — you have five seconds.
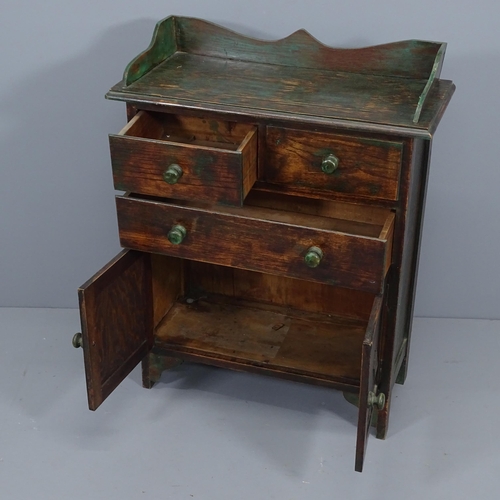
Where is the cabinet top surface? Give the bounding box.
[107,16,454,137]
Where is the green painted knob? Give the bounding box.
[163,164,183,184]
[72,332,83,349]
[304,246,323,268]
[167,224,187,245]
[368,391,386,410]
[321,154,339,174]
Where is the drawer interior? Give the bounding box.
[120,110,255,150]
[150,254,381,390]
[243,191,395,239]
[127,191,395,240]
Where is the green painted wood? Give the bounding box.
[110,16,454,134]
[116,52,452,132]
[175,17,444,79]
[124,16,445,82]
[413,44,446,123]
[124,16,177,85]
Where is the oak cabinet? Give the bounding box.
[74,16,454,471]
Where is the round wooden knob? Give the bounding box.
[163,164,183,184]
[72,332,83,348]
[321,154,339,174]
[304,246,323,268]
[167,224,187,245]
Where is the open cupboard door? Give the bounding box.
[77,250,153,410]
[355,295,385,472]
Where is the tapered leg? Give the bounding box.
[142,351,182,388]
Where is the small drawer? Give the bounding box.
[115,193,395,294]
[265,126,403,201]
[109,111,257,206]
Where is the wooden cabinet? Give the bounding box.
[74,16,454,471]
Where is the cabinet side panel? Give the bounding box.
[393,138,428,380]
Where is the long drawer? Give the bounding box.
[115,193,394,294]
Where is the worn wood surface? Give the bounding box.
[124,16,177,85]
[174,17,444,79]
[111,52,454,135]
[265,127,402,201]
[78,250,153,410]
[355,295,383,472]
[155,294,368,386]
[113,16,453,135]
[375,139,431,440]
[187,261,375,321]
[245,190,392,224]
[151,253,183,327]
[79,15,455,472]
[116,195,394,293]
[110,111,257,206]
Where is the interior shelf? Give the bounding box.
[154,293,369,389]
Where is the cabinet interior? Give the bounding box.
[151,254,378,391]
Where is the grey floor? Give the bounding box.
[0,308,498,499]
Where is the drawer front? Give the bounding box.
[116,196,394,294]
[265,127,402,201]
[109,111,257,207]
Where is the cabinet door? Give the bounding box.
[78,250,153,410]
[355,295,383,472]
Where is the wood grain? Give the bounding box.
[355,295,383,472]
[151,254,183,326]
[265,126,402,201]
[155,294,369,386]
[110,111,257,206]
[174,17,444,79]
[116,195,394,293]
[109,51,455,135]
[187,261,375,320]
[78,250,153,410]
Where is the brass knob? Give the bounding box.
[304,246,323,268]
[72,332,83,349]
[167,224,187,245]
[163,164,183,184]
[321,154,339,174]
[368,391,386,410]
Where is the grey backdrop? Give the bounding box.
[1,1,498,319]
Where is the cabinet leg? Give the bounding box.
[142,352,183,389]
[375,391,391,439]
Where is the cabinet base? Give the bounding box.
[142,351,183,388]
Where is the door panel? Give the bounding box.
[355,295,383,472]
[78,250,153,410]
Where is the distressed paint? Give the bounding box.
[124,16,177,85]
[175,17,444,79]
[413,44,446,123]
[109,16,452,134]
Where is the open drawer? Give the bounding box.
[109,111,257,206]
[115,191,395,294]
[76,250,386,472]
